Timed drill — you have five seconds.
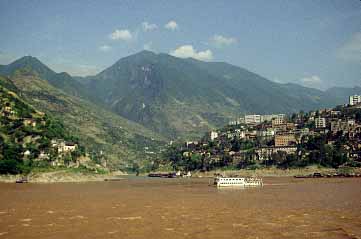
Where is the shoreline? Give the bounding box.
[1,166,360,183]
[194,166,361,178]
[0,170,127,183]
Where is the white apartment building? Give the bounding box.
[349,95,361,106]
[244,114,285,125]
[315,117,326,128]
[245,114,261,124]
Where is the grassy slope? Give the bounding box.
[5,72,166,169]
[85,51,359,140]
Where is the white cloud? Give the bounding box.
[109,29,133,41]
[210,34,237,47]
[170,45,213,61]
[272,77,283,84]
[143,42,153,51]
[337,32,361,61]
[300,75,322,87]
[99,45,111,52]
[142,21,158,32]
[165,20,178,31]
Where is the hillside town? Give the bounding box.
[0,85,91,174]
[168,95,361,171]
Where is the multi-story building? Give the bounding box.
[228,118,244,125]
[244,114,261,124]
[272,115,286,126]
[330,119,355,134]
[244,114,285,125]
[275,134,296,146]
[209,131,219,141]
[349,95,361,106]
[256,128,275,137]
[315,117,326,128]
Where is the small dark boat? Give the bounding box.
[16,177,28,183]
[148,173,176,178]
[294,175,309,178]
[104,178,123,181]
[294,173,323,178]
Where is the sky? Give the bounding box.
[0,0,360,90]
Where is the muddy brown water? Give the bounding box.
[0,177,361,239]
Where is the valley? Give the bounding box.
[0,50,360,174]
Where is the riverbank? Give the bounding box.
[2,166,361,183]
[192,166,361,178]
[0,170,127,183]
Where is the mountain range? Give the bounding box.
[81,51,359,138]
[0,50,360,145]
[0,59,165,170]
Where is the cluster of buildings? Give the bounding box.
[0,91,46,127]
[0,89,81,166]
[180,95,361,168]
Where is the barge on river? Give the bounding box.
[214,176,263,187]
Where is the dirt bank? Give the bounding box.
[0,170,127,183]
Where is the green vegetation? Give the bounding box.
[0,52,360,175]
[82,50,360,139]
[0,79,86,174]
[0,60,166,173]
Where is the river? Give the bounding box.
[0,177,360,238]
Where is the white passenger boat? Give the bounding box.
[214,176,263,187]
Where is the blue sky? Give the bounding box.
[0,0,360,90]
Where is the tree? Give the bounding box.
[0,159,21,174]
[231,138,241,152]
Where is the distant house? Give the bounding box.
[209,131,219,141]
[4,106,12,113]
[23,118,37,127]
[23,150,31,157]
[275,133,296,147]
[56,141,77,153]
[185,141,199,148]
[63,142,77,152]
[37,151,50,161]
[235,129,246,139]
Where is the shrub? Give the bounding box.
[0,159,21,174]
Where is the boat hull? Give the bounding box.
[214,177,263,187]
